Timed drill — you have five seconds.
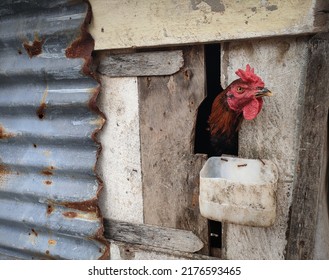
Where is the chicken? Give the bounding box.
[208,64,272,155]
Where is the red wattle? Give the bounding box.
[242,98,263,120]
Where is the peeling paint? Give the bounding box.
[191,0,225,13]
[204,0,225,13]
[266,4,278,11]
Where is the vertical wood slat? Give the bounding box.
[97,76,144,224]
[138,46,209,254]
[221,36,311,259]
[286,33,329,259]
[313,111,329,259]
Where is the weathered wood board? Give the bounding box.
[138,46,209,254]
[89,0,329,50]
[96,76,144,224]
[314,115,329,259]
[109,240,216,260]
[97,50,184,77]
[104,219,203,253]
[286,33,329,259]
[221,36,311,259]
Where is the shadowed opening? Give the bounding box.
[194,44,239,256]
[325,111,329,217]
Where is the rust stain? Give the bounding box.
[65,3,105,127]
[37,86,48,120]
[0,164,10,176]
[65,2,106,154]
[94,226,110,260]
[42,170,53,176]
[0,124,15,139]
[0,164,11,186]
[46,204,54,215]
[23,37,45,58]
[41,166,55,176]
[31,228,38,237]
[98,245,110,260]
[61,199,99,214]
[48,239,57,246]
[89,88,106,147]
[63,211,78,218]
[44,180,52,186]
[64,2,109,259]
[36,103,47,119]
[65,5,94,77]
[191,191,199,207]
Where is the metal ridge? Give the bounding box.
[0,0,109,259]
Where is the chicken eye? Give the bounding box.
[236,86,244,93]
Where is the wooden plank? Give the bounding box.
[314,114,329,259]
[138,46,209,254]
[104,219,204,253]
[286,33,329,259]
[89,0,329,50]
[109,240,217,260]
[221,36,311,259]
[96,76,144,224]
[97,51,184,77]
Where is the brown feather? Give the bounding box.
[208,91,242,139]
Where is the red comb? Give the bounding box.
[235,64,264,87]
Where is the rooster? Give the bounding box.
[207,64,272,156]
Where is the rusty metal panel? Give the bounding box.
[0,0,109,259]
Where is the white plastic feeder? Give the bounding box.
[199,156,278,227]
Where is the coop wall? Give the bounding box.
[90,0,329,260]
[221,37,310,259]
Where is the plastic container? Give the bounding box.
[199,156,278,227]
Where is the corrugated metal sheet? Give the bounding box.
[0,0,109,259]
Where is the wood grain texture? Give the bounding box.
[286,33,329,259]
[109,240,216,260]
[221,36,311,259]
[104,219,204,253]
[138,46,209,254]
[97,51,184,77]
[89,0,329,50]
[313,114,329,259]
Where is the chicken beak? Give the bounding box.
[255,87,272,97]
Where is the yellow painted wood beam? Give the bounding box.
[89,0,329,50]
